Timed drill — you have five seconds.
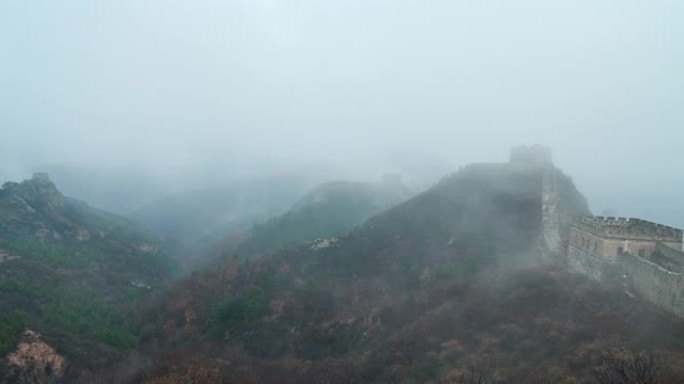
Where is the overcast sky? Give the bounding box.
[1,0,682,225]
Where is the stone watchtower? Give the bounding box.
[32,172,50,182]
[505,145,684,319]
[568,215,684,282]
[569,217,683,260]
[510,144,553,169]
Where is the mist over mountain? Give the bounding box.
[1,150,684,383]
[126,156,684,383]
[2,1,684,383]
[2,1,683,228]
[208,175,413,265]
[130,177,310,252]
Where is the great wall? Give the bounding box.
[514,145,684,318]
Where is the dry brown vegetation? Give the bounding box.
[126,167,684,383]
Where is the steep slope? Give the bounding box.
[209,176,412,261]
[0,175,175,381]
[133,162,675,383]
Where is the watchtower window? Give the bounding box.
[638,249,645,257]
[618,246,624,255]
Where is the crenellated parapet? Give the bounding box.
[572,216,683,243]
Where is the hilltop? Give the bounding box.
[0,174,175,382]
[207,175,412,263]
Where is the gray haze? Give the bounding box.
[1,0,683,226]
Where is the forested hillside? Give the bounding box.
[124,164,684,384]
[209,176,412,262]
[0,175,176,382]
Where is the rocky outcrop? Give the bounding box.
[4,176,66,210]
[0,249,20,264]
[0,176,69,240]
[2,330,66,384]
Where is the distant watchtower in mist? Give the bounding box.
[510,144,553,168]
[32,172,50,182]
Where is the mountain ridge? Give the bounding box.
[206,176,413,265]
[130,159,665,383]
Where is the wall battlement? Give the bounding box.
[568,215,684,319]
[572,216,683,243]
[517,143,684,319]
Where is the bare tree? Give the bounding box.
[309,361,368,384]
[508,369,558,384]
[451,360,500,384]
[591,349,666,384]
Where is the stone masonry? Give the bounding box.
[515,145,684,318]
[567,216,684,317]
